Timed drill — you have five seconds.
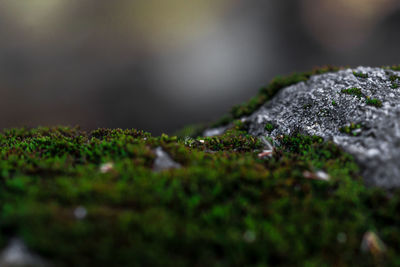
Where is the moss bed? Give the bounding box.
[1,65,400,266]
[0,123,398,267]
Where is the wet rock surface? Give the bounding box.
[243,66,400,188]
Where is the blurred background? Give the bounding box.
[0,0,399,134]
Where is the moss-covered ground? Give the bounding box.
[0,123,400,267]
[1,65,400,266]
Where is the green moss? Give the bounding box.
[0,125,400,266]
[340,88,382,108]
[339,123,363,136]
[332,100,337,106]
[389,75,400,89]
[353,72,368,79]
[192,122,263,152]
[365,97,383,108]
[341,87,364,99]
[389,75,399,82]
[265,123,276,132]
[389,65,400,71]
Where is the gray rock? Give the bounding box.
[0,238,49,267]
[153,147,181,172]
[243,66,400,188]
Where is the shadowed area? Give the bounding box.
[0,1,399,134]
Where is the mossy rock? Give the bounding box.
[0,64,400,266]
[227,66,400,188]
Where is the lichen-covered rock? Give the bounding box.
[244,66,400,188]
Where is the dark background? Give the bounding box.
[1,0,399,134]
